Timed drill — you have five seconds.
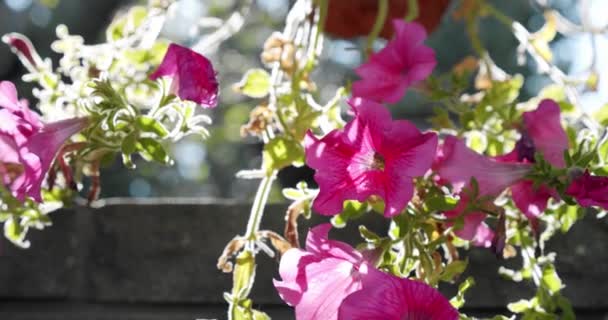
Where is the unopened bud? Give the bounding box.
[2,33,44,72]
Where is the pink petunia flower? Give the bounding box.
[274,223,376,320]
[495,99,568,226]
[434,99,568,240]
[434,136,531,246]
[338,269,459,320]
[352,20,436,104]
[443,195,496,248]
[150,43,219,108]
[566,170,608,210]
[304,98,437,217]
[0,81,88,202]
[435,135,532,196]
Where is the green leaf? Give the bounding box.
[136,138,171,164]
[282,188,305,201]
[331,200,368,228]
[263,136,304,174]
[440,259,468,282]
[388,213,409,240]
[252,310,271,320]
[136,116,169,138]
[234,69,271,98]
[232,250,256,300]
[358,225,382,244]
[556,295,575,320]
[508,298,535,313]
[556,205,584,233]
[430,106,454,130]
[425,195,458,212]
[4,218,30,248]
[106,16,127,42]
[291,96,321,140]
[541,265,563,295]
[450,276,475,309]
[121,132,138,169]
[466,130,487,153]
[594,104,608,126]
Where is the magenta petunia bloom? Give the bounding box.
[274,223,376,320]
[0,81,88,202]
[495,99,568,226]
[352,20,436,104]
[566,170,608,210]
[434,100,568,240]
[304,98,437,217]
[435,135,532,196]
[338,270,459,320]
[443,195,496,248]
[434,136,532,246]
[149,43,219,108]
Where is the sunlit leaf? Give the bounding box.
[233,69,271,98]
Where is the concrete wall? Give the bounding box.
[0,198,607,319]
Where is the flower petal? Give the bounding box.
[150,43,219,108]
[435,136,532,196]
[0,81,20,112]
[20,117,89,201]
[523,99,568,168]
[305,224,362,263]
[511,180,553,229]
[274,248,315,306]
[338,271,458,320]
[352,20,436,103]
[296,258,362,320]
[566,170,608,209]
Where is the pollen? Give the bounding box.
[371,153,386,170]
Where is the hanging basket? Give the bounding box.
[324,0,452,39]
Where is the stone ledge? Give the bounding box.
[0,199,606,310]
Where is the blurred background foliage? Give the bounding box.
[0,0,603,201]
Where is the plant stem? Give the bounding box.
[483,2,515,27]
[405,0,419,22]
[365,0,389,56]
[244,173,276,240]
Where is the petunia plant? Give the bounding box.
[0,2,218,247]
[223,0,608,319]
[2,0,608,319]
